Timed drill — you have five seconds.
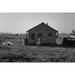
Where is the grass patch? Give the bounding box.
[0,45,75,62]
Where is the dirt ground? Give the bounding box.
[0,45,75,62]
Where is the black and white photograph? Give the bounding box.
[0,13,75,62]
[1,0,75,75]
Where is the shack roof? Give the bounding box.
[27,22,58,33]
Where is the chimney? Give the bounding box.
[47,22,48,25]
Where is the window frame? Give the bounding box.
[30,33,35,40]
[48,33,52,37]
[38,33,42,37]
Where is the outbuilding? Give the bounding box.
[25,22,58,46]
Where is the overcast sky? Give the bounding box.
[0,13,75,33]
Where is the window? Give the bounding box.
[38,33,42,37]
[48,33,52,37]
[30,33,35,40]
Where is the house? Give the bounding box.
[25,22,58,46]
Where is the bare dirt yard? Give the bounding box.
[0,45,75,62]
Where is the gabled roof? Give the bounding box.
[27,22,58,32]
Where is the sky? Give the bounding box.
[0,13,75,34]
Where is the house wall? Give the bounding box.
[27,25,57,45]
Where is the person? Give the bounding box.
[37,38,41,46]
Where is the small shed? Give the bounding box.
[25,22,58,46]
